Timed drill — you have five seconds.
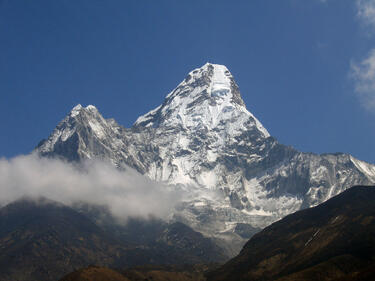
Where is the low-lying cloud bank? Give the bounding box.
[0,154,181,220]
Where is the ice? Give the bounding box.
[70,104,83,117]
[133,63,270,139]
[61,128,74,142]
[197,170,218,190]
[210,64,231,93]
[86,105,98,111]
[207,150,218,162]
[351,157,375,181]
[88,120,105,139]
[134,105,161,126]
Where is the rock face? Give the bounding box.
[35,63,375,253]
[206,185,375,281]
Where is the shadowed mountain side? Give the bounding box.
[74,204,228,263]
[59,266,131,281]
[0,198,125,281]
[206,185,375,281]
[0,198,227,281]
[60,264,217,281]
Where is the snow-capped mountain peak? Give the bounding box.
[70,104,83,116]
[70,104,99,117]
[35,63,375,255]
[36,104,128,163]
[134,63,270,138]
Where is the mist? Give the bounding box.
[0,154,181,220]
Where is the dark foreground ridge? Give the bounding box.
[206,185,375,281]
[60,266,131,281]
[0,198,227,281]
[60,264,215,281]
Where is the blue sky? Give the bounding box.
[1,0,375,163]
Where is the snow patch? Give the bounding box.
[71,104,83,117]
[86,105,98,111]
[88,120,106,139]
[305,229,320,246]
[351,156,375,181]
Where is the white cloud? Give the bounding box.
[0,154,182,220]
[350,48,375,109]
[349,1,375,110]
[356,0,375,30]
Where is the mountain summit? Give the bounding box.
[35,63,375,254]
[134,63,269,139]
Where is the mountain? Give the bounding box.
[0,198,124,281]
[60,266,131,281]
[0,198,227,281]
[35,63,375,254]
[73,204,228,264]
[60,264,214,281]
[206,185,375,281]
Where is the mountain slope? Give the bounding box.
[206,185,375,281]
[35,63,375,253]
[60,266,131,281]
[0,198,124,281]
[0,198,227,281]
[60,264,212,281]
[73,204,228,264]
